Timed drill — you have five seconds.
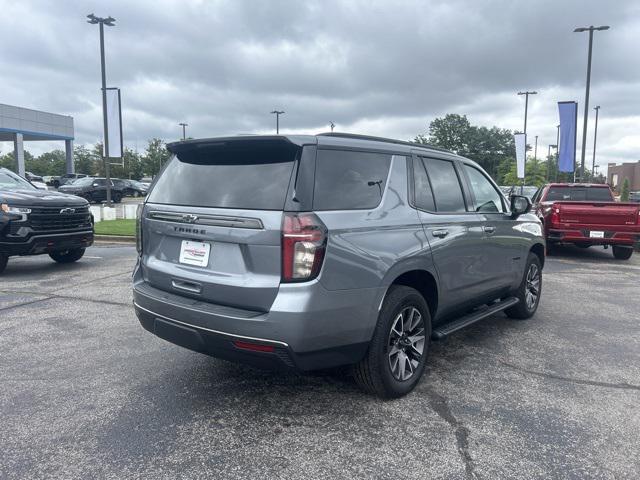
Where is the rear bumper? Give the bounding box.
[0,230,94,256]
[132,267,380,371]
[547,226,640,246]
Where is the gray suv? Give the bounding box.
[133,133,544,398]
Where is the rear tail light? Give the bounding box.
[550,205,560,226]
[281,212,327,282]
[136,204,143,254]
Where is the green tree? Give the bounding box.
[29,150,66,176]
[502,157,547,188]
[74,144,97,175]
[415,114,515,180]
[142,138,171,178]
[621,178,630,201]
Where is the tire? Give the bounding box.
[506,252,542,320]
[113,193,122,203]
[612,246,633,260]
[0,255,7,274]
[49,248,85,264]
[353,286,431,399]
[53,180,60,189]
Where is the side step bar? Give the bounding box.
[431,297,519,340]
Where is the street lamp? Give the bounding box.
[330,121,335,132]
[574,25,610,182]
[179,122,188,141]
[270,110,284,134]
[592,105,600,179]
[517,90,537,191]
[547,144,557,181]
[87,13,116,207]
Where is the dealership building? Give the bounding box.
[0,103,75,177]
[607,161,640,192]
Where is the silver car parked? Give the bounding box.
[133,133,545,398]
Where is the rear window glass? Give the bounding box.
[147,144,298,210]
[313,150,392,210]
[545,186,613,202]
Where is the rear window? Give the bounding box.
[313,150,392,210]
[147,143,298,210]
[545,186,613,202]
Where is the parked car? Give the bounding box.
[532,183,640,260]
[0,168,93,274]
[24,172,49,191]
[119,179,149,197]
[58,177,124,203]
[133,133,545,398]
[50,173,88,189]
[503,185,539,201]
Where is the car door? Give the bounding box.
[411,154,491,317]
[93,179,107,201]
[459,162,524,290]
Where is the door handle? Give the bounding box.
[483,226,496,234]
[432,229,449,238]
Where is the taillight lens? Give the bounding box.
[281,212,327,282]
[550,205,560,225]
[136,204,143,254]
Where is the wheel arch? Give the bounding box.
[381,268,439,321]
[530,242,545,268]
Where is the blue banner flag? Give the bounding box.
[558,101,578,173]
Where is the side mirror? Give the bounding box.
[510,195,531,217]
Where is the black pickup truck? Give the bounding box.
[0,168,94,274]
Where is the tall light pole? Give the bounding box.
[547,144,557,180]
[270,110,284,134]
[87,13,116,207]
[574,25,609,182]
[591,105,600,179]
[330,121,335,132]
[518,90,537,191]
[179,122,188,141]
[534,135,538,160]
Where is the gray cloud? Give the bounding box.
[1,0,638,172]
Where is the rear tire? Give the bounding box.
[612,246,633,260]
[113,193,122,203]
[0,255,7,274]
[506,252,542,320]
[49,248,85,264]
[353,286,431,398]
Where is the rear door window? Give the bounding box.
[313,150,392,210]
[423,158,467,212]
[413,157,436,211]
[147,143,299,210]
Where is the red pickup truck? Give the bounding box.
[532,183,640,260]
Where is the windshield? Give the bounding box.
[546,186,613,202]
[0,170,36,191]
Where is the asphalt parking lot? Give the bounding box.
[1,244,639,479]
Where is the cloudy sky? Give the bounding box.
[1,0,638,173]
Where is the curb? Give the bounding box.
[94,235,136,244]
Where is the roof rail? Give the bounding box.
[317,132,453,153]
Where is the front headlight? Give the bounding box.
[1,204,31,214]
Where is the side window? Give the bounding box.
[463,165,505,213]
[423,158,467,212]
[413,157,436,211]
[313,150,392,210]
[95,179,106,186]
